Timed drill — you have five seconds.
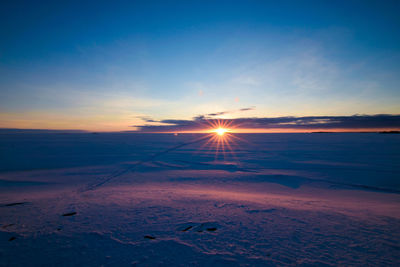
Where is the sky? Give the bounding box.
[0,0,399,132]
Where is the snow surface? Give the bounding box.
[1,133,400,266]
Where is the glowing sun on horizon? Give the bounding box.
[213,127,229,136]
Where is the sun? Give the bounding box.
[205,120,234,137]
[213,127,229,136]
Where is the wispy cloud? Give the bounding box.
[141,107,256,123]
[202,106,256,118]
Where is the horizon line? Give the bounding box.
[1,127,400,134]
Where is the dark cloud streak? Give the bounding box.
[133,114,400,132]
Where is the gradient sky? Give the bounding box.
[1,0,399,131]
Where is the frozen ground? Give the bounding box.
[1,132,400,266]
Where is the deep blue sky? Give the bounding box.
[1,0,399,131]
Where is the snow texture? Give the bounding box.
[1,133,400,266]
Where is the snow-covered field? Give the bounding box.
[1,132,400,266]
